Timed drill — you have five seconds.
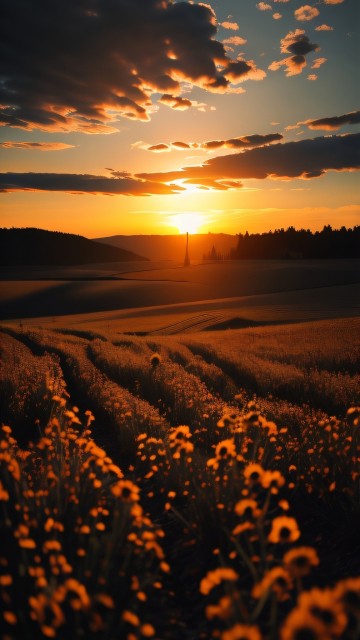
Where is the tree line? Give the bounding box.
[227,226,360,260]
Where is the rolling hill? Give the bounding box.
[0,228,147,266]
[94,233,237,261]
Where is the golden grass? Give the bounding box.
[1,316,359,638]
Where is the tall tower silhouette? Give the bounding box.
[183,232,190,267]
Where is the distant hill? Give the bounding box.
[0,228,148,266]
[94,233,237,261]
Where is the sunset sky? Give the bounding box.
[1,0,359,237]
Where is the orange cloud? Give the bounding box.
[270,29,319,76]
[222,36,247,46]
[311,57,327,69]
[159,95,192,110]
[315,24,334,31]
[294,5,320,21]
[257,2,272,10]
[300,110,360,130]
[221,21,239,30]
[145,133,283,153]
[0,141,74,151]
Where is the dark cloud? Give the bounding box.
[0,141,74,151]
[269,29,319,76]
[136,133,360,187]
[171,141,191,149]
[147,143,170,152]
[302,110,360,130]
[202,133,283,150]
[146,132,283,152]
[0,172,184,196]
[159,95,192,110]
[0,0,265,133]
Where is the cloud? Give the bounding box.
[222,36,247,46]
[0,0,264,134]
[3,134,358,196]
[294,5,320,21]
[280,29,319,55]
[269,29,319,76]
[315,24,334,31]
[201,133,283,150]
[223,60,266,83]
[147,144,171,153]
[323,0,344,4]
[301,110,360,130]
[0,141,74,151]
[220,21,239,30]
[257,2,272,10]
[145,132,283,152]
[0,172,184,196]
[171,141,191,150]
[136,133,360,188]
[307,74,318,80]
[273,13,283,19]
[159,95,192,110]
[311,57,327,68]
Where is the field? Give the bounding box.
[1,260,360,639]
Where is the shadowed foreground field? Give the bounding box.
[1,309,359,639]
[1,258,359,321]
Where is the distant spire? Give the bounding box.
[183,231,190,266]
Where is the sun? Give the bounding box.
[170,212,204,234]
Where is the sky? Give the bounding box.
[0,0,359,237]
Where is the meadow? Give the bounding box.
[1,260,360,639]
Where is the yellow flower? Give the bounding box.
[208,438,237,469]
[283,547,319,578]
[252,567,293,602]
[261,470,285,493]
[244,463,265,484]
[281,608,330,640]
[297,588,347,637]
[122,610,140,626]
[141,624,155,637]
[268,516,300,544]
[234,499,261,520]
[200,567,238,596]
[111,479,140,502]
[206,595,233,620]
[333,576,360,617]
[222,624,263,640]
